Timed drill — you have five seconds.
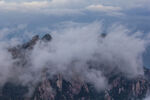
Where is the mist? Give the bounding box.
[0,22,149,95]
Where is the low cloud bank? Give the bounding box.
[0,22,149,94]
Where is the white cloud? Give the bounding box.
[0,0,148,16]
[27,22,149,90]
[98,0,150,9]
[0,0,85,15]
[87,4,121,12]
[1,0,150,12]
[0,0,126,16]
[0,21,149,95]
[144,95,150,100]
[87,4,124,16]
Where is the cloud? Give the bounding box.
[143,95,150,100]
[0,0,124,16]
[24,22,149,94]
[0,0,149,13]
[0,42,14,86]
[0,22,149,95]
[86,4,124,16]
[87,4,121,12]
[0,0,149,18]
[0,0,84,15]
[0,24,33,43]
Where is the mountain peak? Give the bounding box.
[42,34,52,42]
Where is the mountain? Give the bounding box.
[0,34,150,100]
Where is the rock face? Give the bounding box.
[42,34,52,42]
[23,35,39,49]
[1,34,150,100]
[105,75,150,100]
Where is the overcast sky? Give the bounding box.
[0,0,149,29]
[0,0,149,15]
[0,0,149,41]
[1,0,150,8]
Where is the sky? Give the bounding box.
[0,0,149,27]
[0,0,149,34]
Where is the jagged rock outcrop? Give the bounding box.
[42,34,52,42]
[1,34,150,100]
[23,35,39,49]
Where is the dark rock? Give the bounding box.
[1,83,28,100]
[42,34,52,42]
[22,35,39,49]
[101,33,107,38]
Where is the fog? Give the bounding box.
[0,22,149,95]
